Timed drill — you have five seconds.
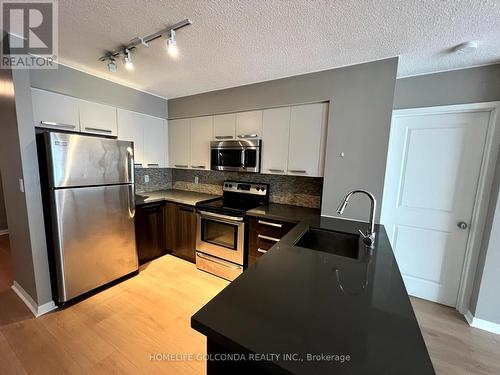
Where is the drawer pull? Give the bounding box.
[85,127,112,134]
[147,163,159,167]
[134,163,143,167]
[258,234,280,243]
[258,220,283,228]
[257,248,268,254]
[174,164,188,168]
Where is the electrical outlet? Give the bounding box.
[194,176,199,184]
[144,175,150,183]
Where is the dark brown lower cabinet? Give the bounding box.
[135,203,166,264]
[248,217,295,266]
[164,202,197,263]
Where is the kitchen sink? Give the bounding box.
[294,227,360,259]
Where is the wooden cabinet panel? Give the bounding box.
[143,116,167,168]
[213,113,236,140]
[135,203,165,264]
[262,107,290,175]
[190,116,213,170]
[80,100,117,136]
[32,88,80,131]
[168,119,190,168]
[164,202,197,263]
[288,103,328,177]
[236,110,262,139]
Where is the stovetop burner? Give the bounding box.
[197,181,269,217]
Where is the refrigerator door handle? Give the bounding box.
[128,184,136,219]
[127,146,135,184]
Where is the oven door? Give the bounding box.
[196,211,245,265]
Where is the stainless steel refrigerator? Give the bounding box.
[38,131,138,303]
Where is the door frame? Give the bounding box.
[390,101,500,313]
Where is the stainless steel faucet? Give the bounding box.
[337,190,377,247]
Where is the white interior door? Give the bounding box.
[382,109,490,307]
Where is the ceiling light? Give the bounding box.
[167,29,178,57]
[107,57,117,73]
[453,41,478,54]
[123,49,134,70]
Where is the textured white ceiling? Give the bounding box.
[57,0,500,99]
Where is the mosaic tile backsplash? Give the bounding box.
[172,169,323,209]
[135,168,172,193]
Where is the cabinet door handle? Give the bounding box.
[147,163,159,167]
[237,134,258,139]
[268,169,284,173]
[134,163,143,167]
[258,220,283,228]
[40,121,76,129]
[288,169,307,174]
[174,164,188,168]
[257,248,268,254]
[258,234,280,242]
[215,136,233,140]
[191,165,206,169]
[84,127,112,134]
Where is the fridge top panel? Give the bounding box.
[45,132,134,188]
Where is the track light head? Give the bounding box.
[123,49,134,70]
[167,29,178,58]
[107,57,117,73]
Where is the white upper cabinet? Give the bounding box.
[143,116,167,168]
[236,110,263,139]
[262,107,291,175]
[190,116,213,170]
[32,88,80,131]
[213,113,236,140]
[117,109,145,167]
[79,101,117,136]
[168,119,190,169]
[287,103,328,177]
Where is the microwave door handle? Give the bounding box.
[241,149,246,168]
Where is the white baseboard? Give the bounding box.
[11,281,57,317]
[0,229,8,236]
[464,310,500,335]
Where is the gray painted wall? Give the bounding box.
[30,64,168,119]
[0,68,38,301]
[394,64,500,109]
[393,63,500,324]
[0,172,7,230]
[169,58,399,222]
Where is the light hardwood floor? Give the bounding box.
[0,236,499,375]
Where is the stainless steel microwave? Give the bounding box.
[210,140,261,173]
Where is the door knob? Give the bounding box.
[457,221,468,230]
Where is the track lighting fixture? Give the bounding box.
[167,29,178,57]
[123,49,134,71]
[99,19,192,72]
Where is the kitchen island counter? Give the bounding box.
[191,216,435,375]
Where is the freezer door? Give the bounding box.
[50,184,138,302]
[45,132,134,188]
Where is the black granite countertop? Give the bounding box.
[191,216,435,374]
[247,203,321,223]
[135,189,220,207]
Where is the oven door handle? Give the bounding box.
[198,210,244,222]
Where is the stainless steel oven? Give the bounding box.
[210,140,261,173]
[196,210,245,281]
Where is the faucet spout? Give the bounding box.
[337,190,377,247]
